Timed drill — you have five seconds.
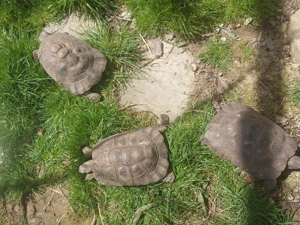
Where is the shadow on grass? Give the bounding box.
[199,1,295,224]
[217,1,295,224]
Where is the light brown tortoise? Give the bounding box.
[33,31,107,102]
[79,115,174,186]
[201,102,300,190]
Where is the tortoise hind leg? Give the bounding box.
[287,156,300,170]
[163,171,175,183]
[82,91,101,102]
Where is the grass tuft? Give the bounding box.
[223,0,278,23]
[290,80,300,104]
[200,37,233,71]
[51,0,117,20]
[125,0,222,38]
[241,44,255,62]
[80,21,144,99]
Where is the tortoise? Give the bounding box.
[33,31,107,102]
[200,102,300,190]
[79,115,174,186]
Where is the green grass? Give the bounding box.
[125,0,278,39]
[200,37,233,71]
[51,0,117,19]
[80,21,144,98]
[223,0,278,23]
[210,160,290,224]
[0,0,292,224]
[125,0,222,38]
[0,0,116,31]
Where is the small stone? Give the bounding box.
[287,193,294,201]
[205,77,212,82]
[120,10,132,20]
[244,18,253,26]
[234,59,241,67]
[227,24,234,31]
[147,39,163,58]
[236,23,241,28]
[220,37,227,42]
[191,64,198,72]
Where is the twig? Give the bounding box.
[57,213,67,225]
[259,81,272,94]
[91,214,97,225]
[115,16,132,21]
[52,187,65,197]
[97,203,105,225]
[139,32,152,54]
[217,76,229,89]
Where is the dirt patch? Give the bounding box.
[0,185,94,225]
[120,40,198,122]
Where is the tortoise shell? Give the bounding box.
[202,102,297,180]
[34,32,107,95]
[88,127,169,186]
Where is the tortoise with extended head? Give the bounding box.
[79,115,174,186]
[33,31,107,102]
[201,102,300,190]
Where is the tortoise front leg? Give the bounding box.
[82,91,101,103]
[82,146,94,156]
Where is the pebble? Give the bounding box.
[220,37,227,42]
[244,18,253,26]
[191,64,198,72]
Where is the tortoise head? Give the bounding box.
[79,160,93,174]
